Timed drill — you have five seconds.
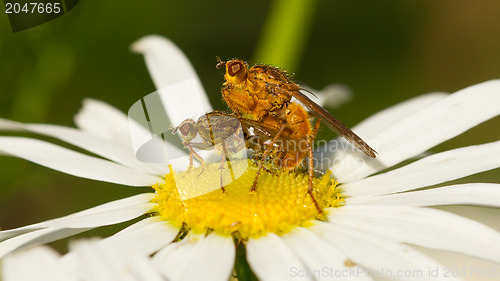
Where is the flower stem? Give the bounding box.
[253,0,318,73]
[233,241,258,281]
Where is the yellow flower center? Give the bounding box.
[151,160,343,239]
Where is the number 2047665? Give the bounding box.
[5,2,62,14]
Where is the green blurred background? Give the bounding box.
[0,0,499,253]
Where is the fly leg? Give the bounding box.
[185,143,195,172]
[261,165,277,176]
[186,143,206,176]
[307,119,323,214]
[247,137,276,176]
[251,123,287,192]
[218,145,228,193]
[311,118,321,139]
[248,152,277,179]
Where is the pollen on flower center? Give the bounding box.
[151,160,343,239]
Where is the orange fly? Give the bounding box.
[216,59,377,212]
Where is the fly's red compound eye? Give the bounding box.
[227,61,243,77]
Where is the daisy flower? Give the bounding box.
[1,35,500,281]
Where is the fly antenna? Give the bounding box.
[216,56,226,69]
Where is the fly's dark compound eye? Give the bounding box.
[179,122,192,136]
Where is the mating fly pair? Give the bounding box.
[173,59,376,212]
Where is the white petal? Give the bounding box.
[100,216,178,256]
[75,99,186,161]
[0,228,91,259]
[61,217,175,269]
[352,92,448,139]
[315,92,447,175]
[0,117,168,176]
[0,194,154,257]
[2,245,76,281]
[69,238,165,281]
[0,193,155,242]
[151,233,192,280]
[305,83,352,108]
[74,98,183,172]
[415,246,500,281]
[131,35,212,111]
[247,233,311,281]
[69,238,130,281]
[153,233,235,281]
[310,221,459,281]
[126,254,167,281]
[127,80,207,163]
[330,80,500,182]
[63,238,167,281]
[74,98,131,142]
[0,136,163,186]
[343,140,500,197]
[330,205,500,263]
[348,183,500,207]
[282,227,373,281]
